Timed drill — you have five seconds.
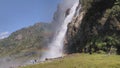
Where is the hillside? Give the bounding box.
[65,0,120,54]
[21,54,120,68]
[0,23,53,58]
[0,0,120,68]
[20,0,120,67]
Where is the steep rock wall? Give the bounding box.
[65,0,120,54]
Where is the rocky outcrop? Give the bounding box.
[52,0,77,30]
[65,0,120,54]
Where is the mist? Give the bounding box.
[40,0,79,61]
[0,0,79,68]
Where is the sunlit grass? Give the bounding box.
[20,54,120,68]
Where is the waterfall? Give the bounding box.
[41,0,79,61]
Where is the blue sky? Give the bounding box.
[0,0,61,39]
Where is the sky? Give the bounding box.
[0,0,61,39]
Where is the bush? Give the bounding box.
[96,50,106,54]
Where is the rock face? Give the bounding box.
[40,0,79,60]
[65,0,120,54]
[52,0,78,31]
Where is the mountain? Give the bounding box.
[0,0,120,67]
[18,0,120,67]
[0,0,78,67]
[65,0,120,54]
[0,23,53,58]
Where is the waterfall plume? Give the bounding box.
[41,0,79,61]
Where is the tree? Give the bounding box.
[105,34,120,55]
[111,0,120,17]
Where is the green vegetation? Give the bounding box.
[20,54,120,68]
[83,0,120,55]
[111,0,120,17]
[0,23,52,58]
[67,0,120,55]
[85,34,120,54]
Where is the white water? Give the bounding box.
[41,0,79,61]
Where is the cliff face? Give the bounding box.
[65,0,120,54]
[52,0,77,30]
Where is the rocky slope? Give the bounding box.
[0,23,53,57]
[65,0,120,54]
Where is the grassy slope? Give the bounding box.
[21,54,120,68]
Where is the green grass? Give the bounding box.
[20,54,120,68]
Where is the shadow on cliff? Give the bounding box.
[67,0,115,53]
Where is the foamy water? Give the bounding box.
[41,0,79,61]
[0,0,81,68]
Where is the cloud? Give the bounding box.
[0,32,10,39]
